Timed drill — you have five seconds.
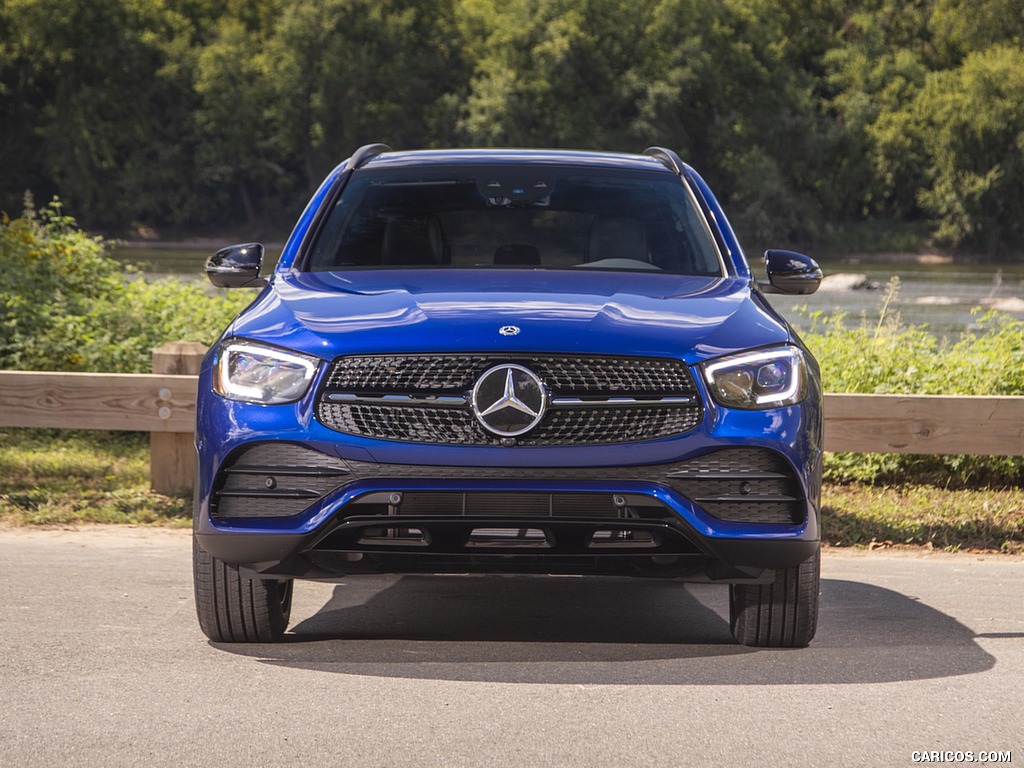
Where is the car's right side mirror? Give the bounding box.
[760,249,823,295]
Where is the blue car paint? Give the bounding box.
[227,273,787,363]
[273,163,349,273]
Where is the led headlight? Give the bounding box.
[702,346,806,410]
[214,340,319,404]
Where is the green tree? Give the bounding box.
[930,0,1024,62]
[0,0,203,228]
[456,0,652,149]
[266,0,468,196]
[1,0,1022,256]
[909,46,1024,253]
[824,0,933,219]
[194,17,285,227]
[633,0,839,247]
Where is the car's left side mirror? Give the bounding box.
[206,243,269,288]
[760,249,823,295]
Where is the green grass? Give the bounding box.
[2,428,1021,553]
[0,429,191,527]
[823,484,1024,554]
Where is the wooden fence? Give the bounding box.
[1,342,1022,494]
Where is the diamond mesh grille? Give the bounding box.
[322,354,698,395]
[318,402,702,446]
[317,353,702,445]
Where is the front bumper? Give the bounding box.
[194,442,820,582]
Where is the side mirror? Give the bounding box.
[206,243,268,288]
[760,249,822,295]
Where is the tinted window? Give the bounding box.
[305,167,723,275]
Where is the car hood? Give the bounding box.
[227,269,791,365]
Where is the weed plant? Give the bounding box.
[0,196,250,372]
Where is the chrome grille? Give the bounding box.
[318,401,701,446]
[320,402,480,443]
[321,354,699,395]
[317,353,703,445]
[535,407,701,445]
[323,355,481,392]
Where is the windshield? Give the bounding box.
[304,166,724,276]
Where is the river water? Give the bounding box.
[112,244,1024,336]
[770,260,1024,336]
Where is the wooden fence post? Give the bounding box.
[151,342,207,495]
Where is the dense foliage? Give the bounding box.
[1,0,1022,257]
[802,279,1024,397]
[0,198,249,372]
[797,280,1024,486]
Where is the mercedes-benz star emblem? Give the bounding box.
[499,325,520,336]
[471,364,546,437]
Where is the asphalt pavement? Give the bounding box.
[0,527,1021,767]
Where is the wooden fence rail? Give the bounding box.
[1,344,1021,494]
[824,393,1024,457]
[0,370,198,432]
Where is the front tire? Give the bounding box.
[729,549,820,647]
[193,536,293,642]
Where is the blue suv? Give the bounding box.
[194,145,824,647]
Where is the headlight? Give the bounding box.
[214,341,319,404]
[702,346,806,410]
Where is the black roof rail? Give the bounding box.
[350,143,393,169]
[643,146,685,175]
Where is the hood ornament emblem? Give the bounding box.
[471,364,546,437]
[499,325,520,336]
